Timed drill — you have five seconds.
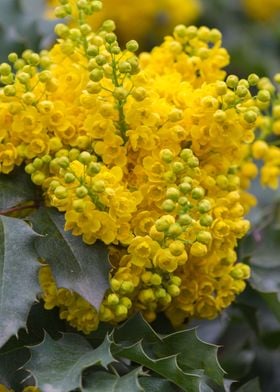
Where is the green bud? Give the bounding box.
[178,196,189,206]
[3,85,16,96]
[58,156,69,168]
[87,45,99,57]
[179,182,192,194]
[170,275,182,286]
[8,52,18,63]
[80,24,92,36]
[92,180,105,193]
[76,186,88,198]
[172,161,184,173]
[161,199,176,212]
[68,148,80,161]
[244,110,257,123]
[257,89,270,102]
[178,213,192,226]
[25,163,36,174]
[167,284,180,297]
[118,61,132,73]
[54,185,68,199]
[95,54,107,66]
[113,87,128,100]
[64,172,76,183]
[31,172,46,186]
[236,85,248,98]
[197,199,211,213]
[78,151,92,164]
[105,32,116,44]
[180,148,193,161]
[197,230,212,244]
[92,1,103,12]
[188,157,199,168]
[101,19,116,32]
[73,199,85,212]
[248,73,259,86]
[87,162,101,176]
[192,187,205,200]
[226,74,239,89]
[126,40,139,52]
[131,86,146,101]
[107,293,119,306]
[160,148,174,163]
[166,187,180,201]
[32,158,43,170]
[168,223,183,237]
[87,81,102,94]
[199,214,213,226]
[0,63,12,76]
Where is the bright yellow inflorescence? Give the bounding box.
[47,0,201,46]
[0,0,279,333]
[0,386,39,392]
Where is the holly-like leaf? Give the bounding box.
[235,378,262,392]
[113,314,224,387]
[0,347,30,389]
[0,167,36,211]
[242,205,280,322]
[139,376,177,392]
[111,340,201,392]
[0,216,40,347]
[25,333,114,392]
[82,367,144,392]
[30,208,110,310]
[156,329,225,385]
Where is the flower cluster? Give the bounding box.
[0,0,279,334]
[47,0,201,46]
[0,386,38,392]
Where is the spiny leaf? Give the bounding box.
[0,216,40,347]
[30,208,110,310]
[156,329,225,385]
[113,314,223,387]
[82,367,144,392]
[113,313,162,346]
[242,206,280,322]
[0,347,30,389]
[25,333,114,392]
[235,378,262,392]
[139,376,177,392]
[0,167,36,211]
[111,340,201,392]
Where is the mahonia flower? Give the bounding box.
[1,0,279,333]
[0,386,39,392]
[47,0,201,46]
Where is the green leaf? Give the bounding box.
[241,204,280,322]
[111,314,221,392]
[260,293,280,324]
[25,333,114,392]
[113,314,224,385]
[112,342,200,392]
[0,216,40,347]
[0,167,36,210]
[235,378,262,392]
[139,376,177,392]
[112,341,201,392]
[156,329,224,385]
[0,347,30,389]
[30,208,110,310]
[82,367,144,392]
